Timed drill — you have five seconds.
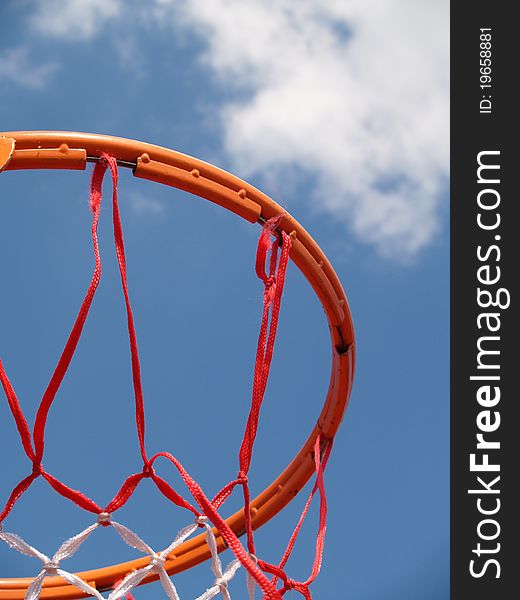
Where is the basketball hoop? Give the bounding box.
[0,132,355,600]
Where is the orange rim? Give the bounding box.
[0,132,355,599]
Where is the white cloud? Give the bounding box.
[22,0,449,260]
[158,0,449,260]
[29,0,121,41]
[0,46,58,88]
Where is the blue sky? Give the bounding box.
[0,2,449,599]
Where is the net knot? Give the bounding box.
[263,275,276,288]
[263,279,277,306]
[215,577,229,593]
[285,578,301,592]
[149,554,166,570]
[97,512,112,527]
[142,462,155,478]
[237,471,248,485]
[32,462,43,476]
[44,561,60,575]
[195,515,209,528]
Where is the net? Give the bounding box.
[0,133,355,600]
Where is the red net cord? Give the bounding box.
[103,155,149,466]
[243,224,291,554]
[32,162,106,465]
[0,161,107,520]
[210,218,292,556]
[269,436,332,597]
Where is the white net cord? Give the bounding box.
[0,513,245,600]
[0,521,103,600]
